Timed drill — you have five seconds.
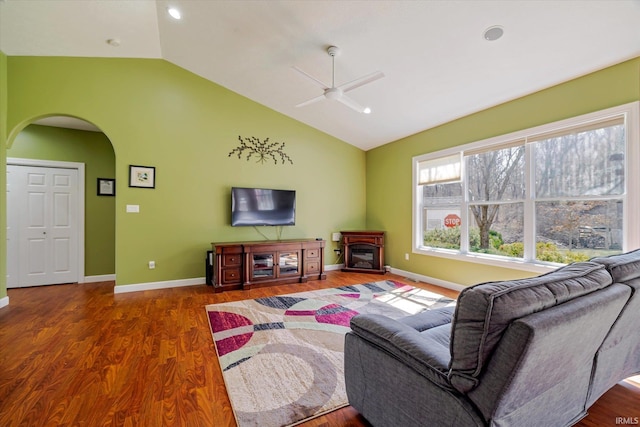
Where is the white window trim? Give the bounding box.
[412,101,640,274]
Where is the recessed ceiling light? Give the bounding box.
[363,107,372,114]
[168,7,181,20]
[484,26,504,41]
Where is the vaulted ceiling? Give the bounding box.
[2,0,639,150]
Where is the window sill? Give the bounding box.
[414,247,561,275]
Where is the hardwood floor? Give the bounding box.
[0,271,637,426]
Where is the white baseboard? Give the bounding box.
[0,296,9,309]
[389,267,466,292]
[112,264,344,294]
[114,277,205,294]
[113,263,344,293]
[84,274,116,283]
[110,265,465,294]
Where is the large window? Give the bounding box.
[413,102,639,271]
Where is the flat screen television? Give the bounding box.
[231,187,296,226]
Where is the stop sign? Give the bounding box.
[444,214,461,228]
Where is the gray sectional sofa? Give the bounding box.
[344,249,640,427]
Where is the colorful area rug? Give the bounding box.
[205,280,455,427]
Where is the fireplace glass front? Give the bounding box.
[348,244,379,270]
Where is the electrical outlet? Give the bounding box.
[148,261,155,269]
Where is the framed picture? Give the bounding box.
[129,165,156,189]
[97,178,115,196]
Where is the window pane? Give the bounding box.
[468,202,523,257]
[467,145,525,202]
[534,124,625,198]
[423,182,462,204]
[423,207,461,250]
[535,200,623,262]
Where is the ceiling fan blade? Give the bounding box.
[292,66,329,89]
[339,71,385,93]
[295,94,325,108]
[336,94,367,113]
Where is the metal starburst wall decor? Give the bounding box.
[228,136,293,165]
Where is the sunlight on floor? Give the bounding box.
[624,375,640,389]
[375,286,456,314]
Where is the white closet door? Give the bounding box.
[7,164,79,287]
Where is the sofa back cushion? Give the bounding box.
[591,248,640,282]
[588,249,640,406]
[448,262,613,393]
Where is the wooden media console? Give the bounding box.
[211,239,326,292]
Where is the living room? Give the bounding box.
[1,1,640,426]
[2,2,640,299]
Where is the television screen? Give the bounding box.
[231,187,296,226]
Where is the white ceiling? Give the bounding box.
[2,0,640,151]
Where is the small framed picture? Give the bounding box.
[129,165,156,189]
[97,178,115,196]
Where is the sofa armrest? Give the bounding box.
[399,305,455,331]
[349,313,453,389]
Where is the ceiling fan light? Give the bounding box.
[324,87,342,100]
[168,7,181,20]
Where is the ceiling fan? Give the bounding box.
[293,46,384,114]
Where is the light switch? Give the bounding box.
[126,204,140,213]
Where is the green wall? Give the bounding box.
[1,51,7,299]
[366,57,640,286]
[8,124,116,276]
[3,57,366,289]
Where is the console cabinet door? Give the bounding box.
[251,252,275,281]
[278,251,300,276]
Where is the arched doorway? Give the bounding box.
[6,115,116,288]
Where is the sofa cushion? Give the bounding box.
[448,262,613,393]
[591,248,640,282]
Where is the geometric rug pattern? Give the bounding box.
[206,280,456,427]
